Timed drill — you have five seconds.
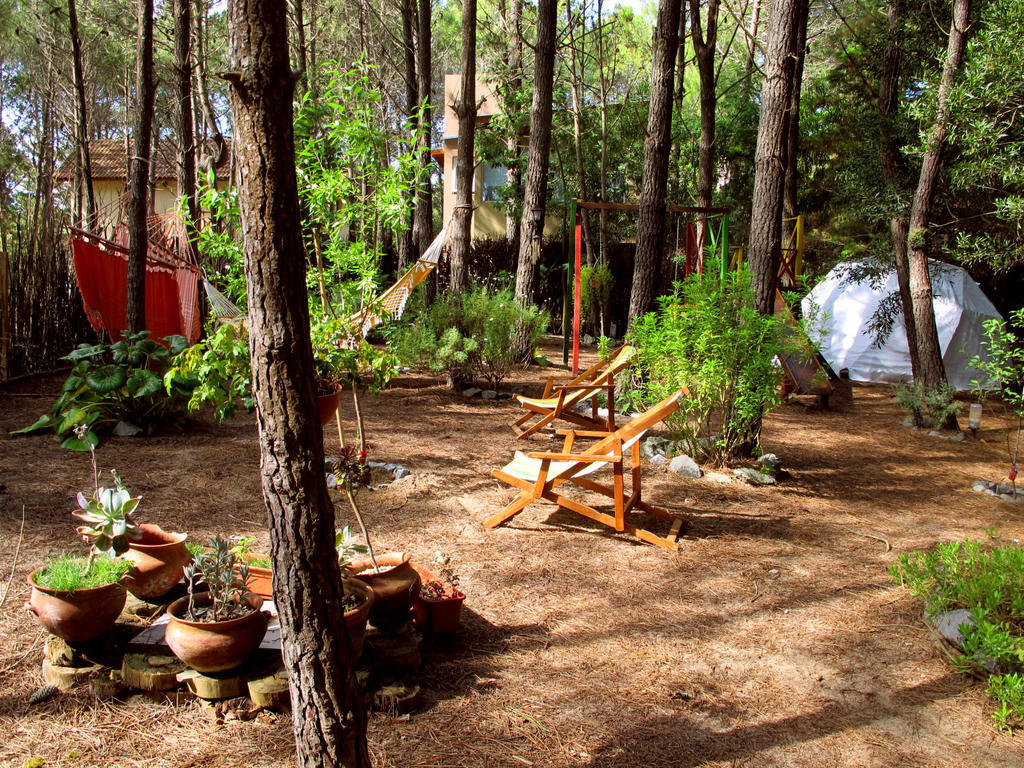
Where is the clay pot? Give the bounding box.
[410,564,465,633]
[413,590,466,634]
[123,524,191,598]
[237,560,273,601]
[165,591,269,673]
[317,387,341,426]
[26,566,127,642]
[342,577,375,658]
[345,552,421,628]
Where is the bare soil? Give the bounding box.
[1,340,1023,768]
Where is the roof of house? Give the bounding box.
[55,138,232,182]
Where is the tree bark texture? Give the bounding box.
[226,0,370,764]
[907,0,971,396]
[448,0,477,295]
[746,0,804,316]
[413,0,434,263]
[567,0,594,263]
[67,0,97,231]
[174,0,200,262]
[877,0,919,378]
[782,0,808,221]
[627,0,682,327]
[398,0,417,272]
[504,0,524,250]
[513,0,557,306]
[690,0,720,271]
[126,0,156,335]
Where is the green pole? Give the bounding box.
[719,212,729,284]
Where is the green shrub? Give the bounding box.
[893,380,961,429]
[34,554,132,590]
[391,288,547,389]
[164,324,253,422]
[971,307,1024,495]
[625,270,790,463]
[891,540,1024,731]
[13,331,191,449]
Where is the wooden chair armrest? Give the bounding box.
[526,452,616,463]
[555,429,611,438]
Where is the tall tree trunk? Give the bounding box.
[67,0,97,231]
[690,0,720,272]
[907,0,971,407]
[746,0,805,316]
[597,0,614,268]
[878,0,919,377]
[782,0,808,221]
[195,0,226,180]
[398,0,417,272]
[627,0,682,326]
[743,0,761,97]
[448,0,477,295]
[126,0,155,335]
[503,0,524,250]
[226,0,370,764]
[174,0,199,253]
[513,0,557,307]
[566,0,594,263]
[668,4,687,204]
[413,0,434,267]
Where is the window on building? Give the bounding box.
[482,164,507,202]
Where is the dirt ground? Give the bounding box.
[1,340,1023,768]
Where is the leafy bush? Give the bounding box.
[14,332,191,449]
[625,270,790,463]
[891,540,1024,731]
[164,324,253,422]
[391,288,547,389]
[971,308,1024,495]
[893,380,961,429]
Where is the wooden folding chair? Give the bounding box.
[510,345,636,439]
[488,389,689,550]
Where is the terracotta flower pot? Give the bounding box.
[26,566,127,643]
[317,387,341,426]
[342,577,374,658]
[413,591,466,634]
[123,524,191,598]
[345,552,421,629]
[165,591,269,673]
[411,564,465,634]
[238,561,273,601]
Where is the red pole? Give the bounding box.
[572,220,581,374]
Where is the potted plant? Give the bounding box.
[75,435,189,599]
[412,554,466,634]
[228,537,273,601]
[164,536,270,673]
[26,446,141,642]
[333,446,421,628]
[335,526,375,657]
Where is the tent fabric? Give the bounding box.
[71,236,200,345]
[802,260,1001,390]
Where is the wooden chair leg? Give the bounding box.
[484,492,534,529]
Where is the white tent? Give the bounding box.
[802,260,1002,390]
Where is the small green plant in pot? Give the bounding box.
[164,536,270,673]
[26,440,142,642]
[332,447,421,628]
[413,553,466,634]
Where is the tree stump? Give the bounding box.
[247,667,290,709]
[372,682,421,715]
[42,659,101,690]
[121,653,186,692]
[177,668,247,700]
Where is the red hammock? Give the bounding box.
[71,231,201,345]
